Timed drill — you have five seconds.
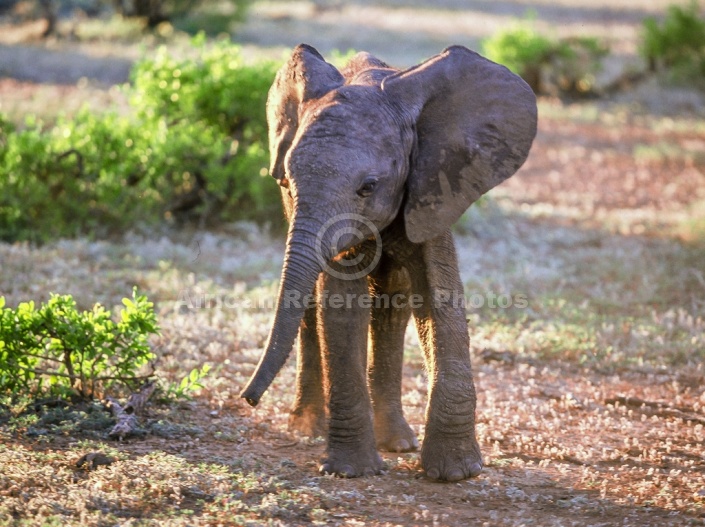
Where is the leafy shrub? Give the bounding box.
[162,363,212,400]
[0,37,282,243]
[130,36,280,219]
[2,112,151,241]
[547,37,609,95]
[132,35,275,137]
[482,20,608,95]
[0,110,239,241]
[0,289,158,399]
[641,1,705,82]
[482,22,554,92]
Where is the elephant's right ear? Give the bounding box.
[267,44,344,182]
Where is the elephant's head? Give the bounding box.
[241,44,537,406]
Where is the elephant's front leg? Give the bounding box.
[289,282,326,437]
[410,232,483,482]
[318,272,382,477]
[368,259,418,452]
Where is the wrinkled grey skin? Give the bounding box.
[241,44,537,481]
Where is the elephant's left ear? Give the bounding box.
[381,46,537,243]
[267,44,344,182]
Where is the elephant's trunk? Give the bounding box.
[240,223,329,406]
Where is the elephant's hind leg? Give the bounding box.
[368,260,418,453]
[289,287,326,437]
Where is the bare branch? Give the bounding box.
[106,381,157,439]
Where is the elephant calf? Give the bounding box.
[241,44,537,481]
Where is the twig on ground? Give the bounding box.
[605,395,705,425]
[105,381,157,440]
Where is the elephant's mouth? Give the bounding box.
[330,240,379,269]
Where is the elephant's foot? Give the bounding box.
[319,441,384,478]
[374,413,418,453]
[288,405,326,437]
[421,432,483,482]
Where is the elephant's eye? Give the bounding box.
[357,176,378,197]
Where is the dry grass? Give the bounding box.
[2,0,705,525]
[1,181,704,525]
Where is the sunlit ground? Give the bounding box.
[1,1,704,525]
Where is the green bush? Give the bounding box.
[482,20,608,95]
[548,37,609,95]
[130,36,280,219]
[641,1,705,82]
[482,22,554,92]
[0,289,158,399]
[131,35,276,138]
[2,112,152,241]
[0,37,282,243]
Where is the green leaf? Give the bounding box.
[0,291,159,399]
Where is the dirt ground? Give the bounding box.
[1,1,705,526]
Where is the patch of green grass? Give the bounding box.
[633,141,705,163]
[473,293,705,368]
[460,205,705,369]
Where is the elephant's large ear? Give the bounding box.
[267,44,344,182]
[381,46,537,243]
